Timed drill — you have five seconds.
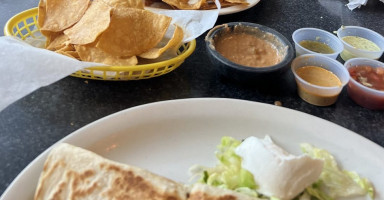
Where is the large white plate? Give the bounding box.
[146,0,260,15]
[1,98,383,200]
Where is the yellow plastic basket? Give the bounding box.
[4,7,196,81]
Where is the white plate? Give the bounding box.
[1,98,383,200]
[146,0,261,15]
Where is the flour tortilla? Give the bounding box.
[34,143,188,200]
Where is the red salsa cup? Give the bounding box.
[344,58,384,110]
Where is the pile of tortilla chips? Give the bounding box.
[38,0,184,66]
[146,0,249,10]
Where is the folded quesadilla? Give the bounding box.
[34,143,188,200]
[34,143,263,200]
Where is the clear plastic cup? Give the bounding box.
[337,26,384,61]
[292,28,344,59]
[291,54,350,106]
[344,58,384,110]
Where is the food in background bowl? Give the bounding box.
[344,58,384,110]
[295,66,342,87]
[292,28,343,59]
[291,54,349,106]
[205,22,294,82]
[213,30,282,68]
[299,40,334,54]
[336,26,384,61]
[342,36,381,51]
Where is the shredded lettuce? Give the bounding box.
[192,136,259,197]
[301,143,375,200]
[297,192,311,200]
[190,137,375,200]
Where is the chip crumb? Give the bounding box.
[84,80,88,84]
[70,122,74,126]
[274,101,282,106]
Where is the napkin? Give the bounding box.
[0,5,220,112]
[0,37,99,111]
[346,0,368,10]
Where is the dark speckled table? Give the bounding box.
[0,0,383,196]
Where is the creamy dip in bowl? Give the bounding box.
[205,22,294,83]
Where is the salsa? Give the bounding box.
[295,66,342,106]
[296,66,341,87]
[349,65,384,91]
[299,40,334,54]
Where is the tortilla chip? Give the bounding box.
[54,43,77,59]
[63,50,80,59]
[64,0,112,45]
[96,8,172,57]
[199,0,235,9]
[139,25,183,59]
[37,0,46,30]
[102,0,144,9]
[46,34,69,50]
[145,0,162,6]
[224,0,249,5]
[55,50,79,59]
[57,43,75,52]
[162,0,206,9]
[75,44,138,66]
[199,3,216,9]
[41,0,90,32]
[42,31,59,48]
[38,0,54,38]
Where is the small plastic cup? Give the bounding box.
[291,54,350,106]
[344,58,384,110]
[292,28,344,59]
[337,26,384,61]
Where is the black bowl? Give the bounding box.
[205,22,294,83]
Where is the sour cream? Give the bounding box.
[235,136,324,200]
